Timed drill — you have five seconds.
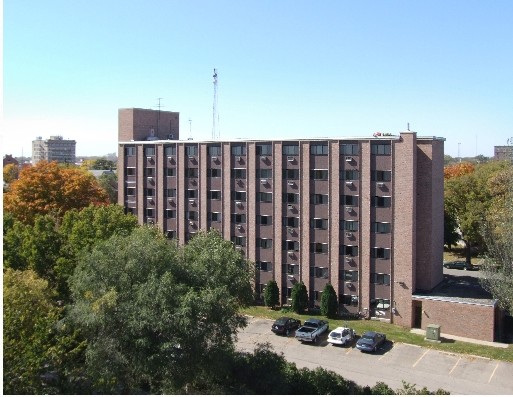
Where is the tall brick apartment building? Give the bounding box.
[117,108,502,341]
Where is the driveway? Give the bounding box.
[236,317,513,395]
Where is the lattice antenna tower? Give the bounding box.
[212,68,220,140]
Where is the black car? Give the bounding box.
[271,317,301,336]
[443,261,477,270]
[355,331,386,352]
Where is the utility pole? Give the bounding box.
[212,69,219,140]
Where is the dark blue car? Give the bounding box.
[356,331,386,352]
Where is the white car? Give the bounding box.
[327,327,356,346]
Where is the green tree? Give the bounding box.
[320,284,338,318]
[67,228,253,394]
[291,281,308,314]
[263,280,280,309]
[98,172,118,203]
[3,269,60,394]
[444,209,460,249]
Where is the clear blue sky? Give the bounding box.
[3,0,513,158]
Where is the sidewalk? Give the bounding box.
[410,328,509,348]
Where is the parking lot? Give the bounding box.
[237,317,513,395]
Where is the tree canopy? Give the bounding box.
[3,161,109,224]
[264,280,280,309]
[291,281,309,314]
[320,284,338,318]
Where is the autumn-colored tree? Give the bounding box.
[443,162,475,180]
[3,161,109,225]
[3,163,19,184]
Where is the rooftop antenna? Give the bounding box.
[407,122,410,131]
[189,118,192,139]
[156,98,164,134]
[212,68,220,140]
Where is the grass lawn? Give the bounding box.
[241,306,513,363]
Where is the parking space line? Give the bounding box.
[345,348,352,355]
[412,348,430,368]
[488,363,499,383]
[449,357,461,374]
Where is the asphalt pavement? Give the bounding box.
[236,317,513,395]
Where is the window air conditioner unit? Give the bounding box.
[189,199,196,204]
[287,156,294,162]
[287,274,295,280]
[235,201,242,206]
[146,156,153,160]
[287,298,293,304]
[345,232,353,237]
[345,256,352,262]
[345,206,353,212]
[211,156,218,160]
[260,156,267,161]
[147,176,153,180]
[288,250,296,255]
[288,181,295,186]
[168,197,174,202]
[237,224,243,230]
[237,156,242,162]
[189,156,195,160]
[288,227,294,234]
[260,179,268,184]
[189,221,195,226]
[345,156,353,162]
[287,204,294,210]
[345,282,352,286]
[377,182,385,187]
[345,181,353,186]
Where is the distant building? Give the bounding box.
[32,136,76,164]
[3,154,19,168]
[494,145,513,161]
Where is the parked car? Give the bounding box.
[356,331,386,352]
[295,318,329,344]
[271,317,301,336]
[443,260,477,270]
[327,327,356,346]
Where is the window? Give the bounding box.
[185,145,198,156]
[371,247,391,259]
[258,215,273,225]
[342,195,358,206]
[371,273,391,285]
[343,270,359,282]
[371,170,392,182]
[341,245,358,257]
[257,238,273,249]
[186,189,197,199]
[207,168,222,177]
[283,169,300,179]
[208,190,221,200]
[283,263,299,275]
[311,290,322,301]
[166,230,176,239]
[232,191,247,201]
[232,236,246,247]
[257,192,273,203]
[284,193,300,204]
[310,144,328,155]
[372,298,391,310]
[372,196,391,208]
[256,144,272,156]
[125,146,136,156]
[165,209,176,219]
[283,240,299,251]
[341,170,359,180]
[310,267,329,278]
[342,220,359,231]
[311,194,328,204]
[310,169,329,180]
[126,167,136,176]
[144,168,155,177]
[372,222,391,233]
[126,187,136,196]
[310,242,328,254]
[257,169,272,178]
[145,188,155,197]
[146,208,154,217]
[341,144,359,155]
[232,168,246,179]
[208,145,221,156]
[371,144,391,155]
[186,168,198,178]
[166,188,176,198]
[341,294,359,306]
[256,261,272,271]
[208,212,222,222]
[145,147,155,156]
[165,146,176,156]
[310,218,328,229]
[231,145,246,156]
[231,213,246,224]
[186,211,198,221]
[166,168,176,177]
[282,144,299,155]
[283,217,299,227]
